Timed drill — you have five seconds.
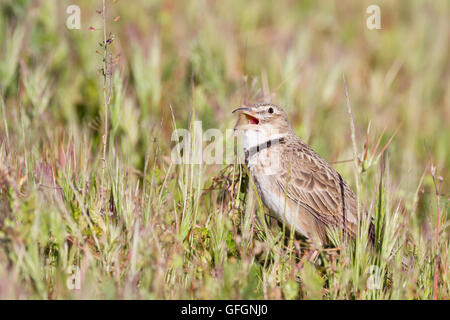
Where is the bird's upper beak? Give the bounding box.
[232,107,259,125]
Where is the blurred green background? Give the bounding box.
[1,0,448,184]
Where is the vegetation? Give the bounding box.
[0,0,448,299]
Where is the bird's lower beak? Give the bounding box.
[232,107,259,125]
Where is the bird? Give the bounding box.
[232,103,374,255]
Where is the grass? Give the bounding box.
[0,0,448,299]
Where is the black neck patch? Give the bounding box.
[245,137,285,162]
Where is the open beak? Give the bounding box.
[232,107,259,125]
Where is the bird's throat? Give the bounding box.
[240,129,286,151]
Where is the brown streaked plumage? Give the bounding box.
[233,103,374,247]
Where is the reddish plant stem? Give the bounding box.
[431,166,442,300]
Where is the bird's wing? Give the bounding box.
[275,142,358,237]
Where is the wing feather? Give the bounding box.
[276,141,358,237]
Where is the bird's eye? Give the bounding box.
[268,107,274,114]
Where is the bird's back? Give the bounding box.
[251,133,374,245]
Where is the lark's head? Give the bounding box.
[232,103,292,136]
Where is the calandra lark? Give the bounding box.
[233,103,374,250]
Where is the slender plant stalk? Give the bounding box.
[101,0,112,197]
[431,165,442,299]
[0,85,9,148]
[343,74,365,291]
[343,75,361,223]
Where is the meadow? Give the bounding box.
[0,0,448,299]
